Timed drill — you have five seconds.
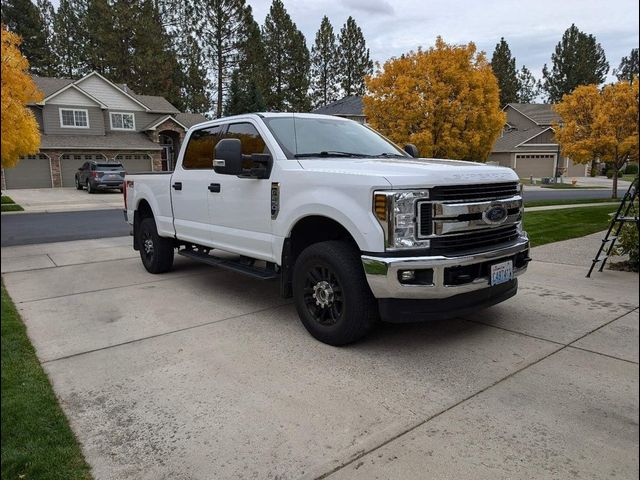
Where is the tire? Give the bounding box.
[138,217,174,273]
[86,180,94,194]
[75,177,83,190]
[292,240,378,346]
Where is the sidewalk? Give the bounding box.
[2,188,123,213]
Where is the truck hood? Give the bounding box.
[297,157,518,188]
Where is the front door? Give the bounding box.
[207,121,275,262]
[170,124,222,246]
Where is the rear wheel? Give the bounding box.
[293,240,378,346]
[138,217,174,273]
[86,180,94,194]
[75,177,83,190]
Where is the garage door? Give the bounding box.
[60,154,107,187]
[514,154,556,178]
[115,154,153,174]
[3,155,52,189]
[566,159,588,177]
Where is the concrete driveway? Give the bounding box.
[1,234,638,479]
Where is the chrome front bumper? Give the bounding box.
[362,235,530,299]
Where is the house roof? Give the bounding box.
[39,132,163,150]
[312,96,365,116]
[506,103,561,126]
[32,73,179,114]
[492,126,556,153]
[175,112,207,128]
[142,114,187,131]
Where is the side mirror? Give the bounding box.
[404,144,419,158]
[213,138,243,175]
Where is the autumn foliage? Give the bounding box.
[363,38,505,161]
[554,78,639,197]
[1,26,43,168]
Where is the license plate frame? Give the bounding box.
[490,259,513,286]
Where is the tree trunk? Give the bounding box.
[612,164,618,199]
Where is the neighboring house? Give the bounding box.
[1,71,206,190]
[312,96,367,123]
[489,103,588,178]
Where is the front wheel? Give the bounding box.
[75,177,83,190]
[292,240,378,346]
[138,217,174,273]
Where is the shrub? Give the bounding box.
[624,163,639,175]
[614,218,639,272]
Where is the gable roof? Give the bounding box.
[506,103,561,126]
[142,114,187,131]
[312,96,365,116]
[40,82,108,108]
[175,112,207,128]
[32,72,180,114]
[492,126,555,153]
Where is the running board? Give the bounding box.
[178,249,278,280]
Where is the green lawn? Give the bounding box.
[1,195,24,212]
[1,283,92,480]
[524,205,618,247]
[524,198,619,208]
[621,174,638,182]
[539,183,603,189]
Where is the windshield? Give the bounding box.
[96,163,124,171]
[262,116,409,159]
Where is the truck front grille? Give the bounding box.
[430,182,519,201]
[430,225,519,255]
[418,202,432,236]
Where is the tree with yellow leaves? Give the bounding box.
[1,26,43,169]
[363,37,505,161]
[555,78,639,198]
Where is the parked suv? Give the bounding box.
[75,161,125,193]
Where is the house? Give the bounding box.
[1,71,206,190]
[488,103,588,178]
[312,96,366,123]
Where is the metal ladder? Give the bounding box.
[587,175,639,277]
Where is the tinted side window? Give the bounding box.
[223,123,269,156]
[183,125,222,169]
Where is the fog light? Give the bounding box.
[400,270,415,282]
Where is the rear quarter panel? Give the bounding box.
[126,173,175,237]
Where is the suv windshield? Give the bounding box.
[262,116,408,160]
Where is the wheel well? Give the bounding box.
[133,199,154,251]
[280,216,359,298]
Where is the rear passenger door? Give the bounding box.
[207,121,275,261]
[171,125,222,246]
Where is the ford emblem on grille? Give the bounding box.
[483,204,509,225]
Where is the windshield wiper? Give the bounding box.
[373,152,407,158]
[294,151,369,158]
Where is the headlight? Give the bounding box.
[373,190,431,250]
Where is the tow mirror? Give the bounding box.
[213,138,243,175]
[404,144,419,158]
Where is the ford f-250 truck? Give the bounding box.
[124,113,530,345]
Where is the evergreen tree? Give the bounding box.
[262,0,310,111]
[516,65,541,103]
[541,24,609,102]
[337,16,372,97]
[310,15,339,109]
[53,0,87,77]
[130,0,184,110]
[224,69,265,115]
[181,35,213,113]
[614,48,639,83]
[1,0,48,74]
[200,0,246,117]
[490,37,519,106]
[83,0,116,76]
[34,0,59,76]
[236,5,266,98]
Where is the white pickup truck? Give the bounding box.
[125,113,530,345]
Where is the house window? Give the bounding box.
[60,108,89,128]
[110,112,135,131]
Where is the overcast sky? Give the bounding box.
[247,0,639,80]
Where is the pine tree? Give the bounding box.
[490,38,519,106]
[224,69,265,115]
[614,48,639,83]
[310,15,339,109]
[34,0,59,76]
[337,16,372,97]
[516,65,541,103]
[1,0,48,74]
[262,0,311,111]
[181,36,213,113]
[541,24,609,102]
[200,0,246,117]
[83,0,116,76]
[236,4,266,100]
[53,0,87,77]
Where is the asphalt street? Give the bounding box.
[0,187,619,247]
[1,209,130,247]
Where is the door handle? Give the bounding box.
[172,182,182,190]
[208,183,221,193]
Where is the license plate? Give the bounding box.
[490,260,513,286]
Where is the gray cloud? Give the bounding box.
[341,0,394,15]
